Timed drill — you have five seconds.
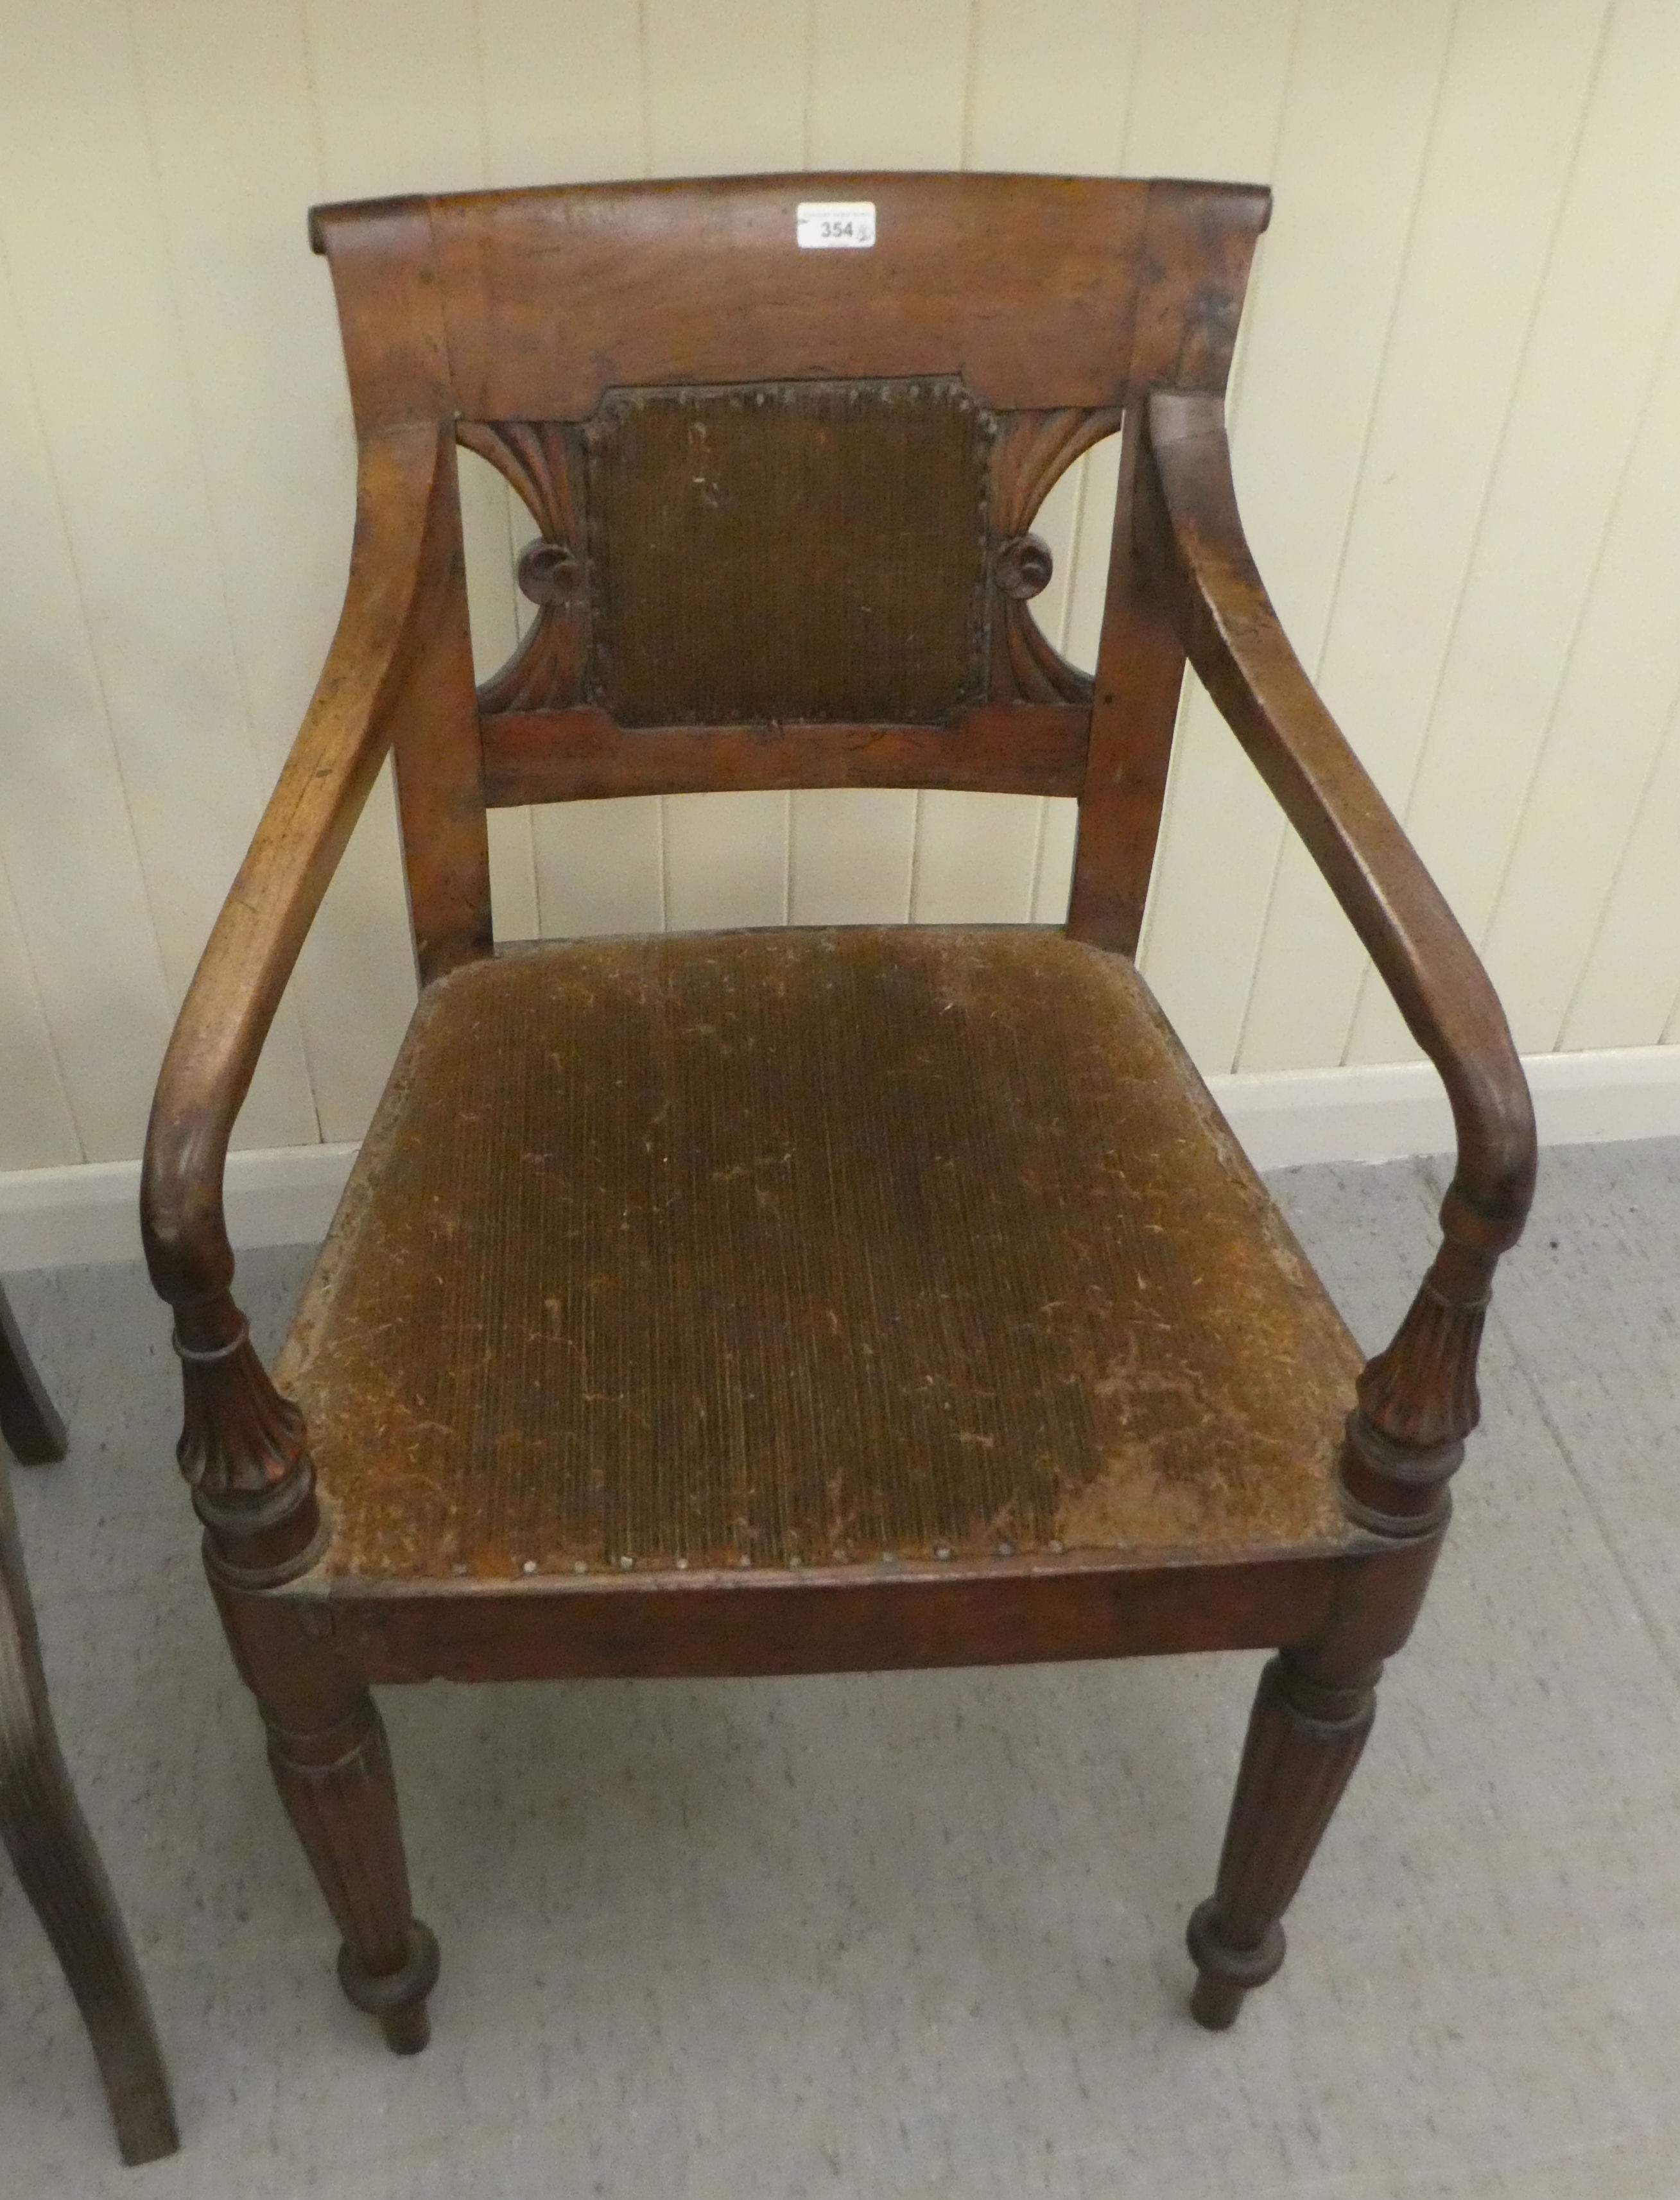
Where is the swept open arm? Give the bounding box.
[140,420,460,1582]
[1141,390,1537,1534]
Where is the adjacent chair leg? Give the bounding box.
[1186,1646,1376,2030]
[216,1588,438,2052]
[1,1473,178,2163]
[0,1285,67,1466]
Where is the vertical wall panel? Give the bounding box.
[0,863,80,1174]
[476,0,654,941]
[307,0,539,973]
[1122,0,1301,176]
[645,1,806,173]
[1139,0,1456,1075]
[912,793,1043,924]
[1031,802,1080,926]
[967,0,1142,184]
[458,447,541,939]
[303,0,488,194]
[296,0,497,1126]
[1030,426,1124,925]
[1236,0,1611,1074]
[476,3,641,944]
[1058,431,1123,675]
[664,793,789,932]
[130,0,422,1144]
[0,0,318,1154]
[1113,0,1305,1018]
[919,0,1134,926]
[808,1,973,168]
[536,797,668,938]
[1482,282,1680,1052]
[1115,0,1302,1066]
[535,799,669,939]
[1562,695,1680,1053]
[478,0,646,186]
[1347,0,1680,1066]
[0,237,175,1162]
[788,792,917,926]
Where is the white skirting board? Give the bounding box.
[4,1046,1680,1271]
[1207,1043,1680,1173]
[0,1143,361,1273]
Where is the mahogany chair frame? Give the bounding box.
[141,175,1534,2054]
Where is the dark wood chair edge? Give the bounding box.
[0,1285,66,1467]
[1,1466,179,2162]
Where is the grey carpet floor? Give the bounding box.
[2,1142,1678,2197]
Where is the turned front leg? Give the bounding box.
[1190,1201,1512,2028]
[217,1588,438,2054]
[1187,1648,1376,2029]
[265,1681,439,2052]
[159,1274,437,2050]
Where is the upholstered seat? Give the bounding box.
[282,929,1360,1586]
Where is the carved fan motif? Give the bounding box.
[456,420,588,713]
[989,407,1125,705]
[462,401,1123,720]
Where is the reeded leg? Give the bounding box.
[219,1589,437,2052]
[264,1685,439,2051]
[1187,1647,1376,2029]
[2,1474,177,2163]
[0,1285,66,1466]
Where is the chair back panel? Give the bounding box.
[309,174,1272,962]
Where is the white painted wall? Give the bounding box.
[3,0,1678,1179]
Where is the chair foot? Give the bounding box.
[1187,1649,1376,2026]
[1186,1905,1285,2029]
[1188,1973,1244,2031]
[338,1919,440,2054]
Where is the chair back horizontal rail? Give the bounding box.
[478,703,1089,805]
[311,174,1270,429]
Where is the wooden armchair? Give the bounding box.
[141,174,1534,2057]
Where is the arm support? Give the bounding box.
[140,421,459,1582]
[1141,390,1536,1531]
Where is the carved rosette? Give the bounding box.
[173,1290,324,1585]
[989,406,1124,704]
[1340,1236,1499,1537]
[456,420,588,713]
